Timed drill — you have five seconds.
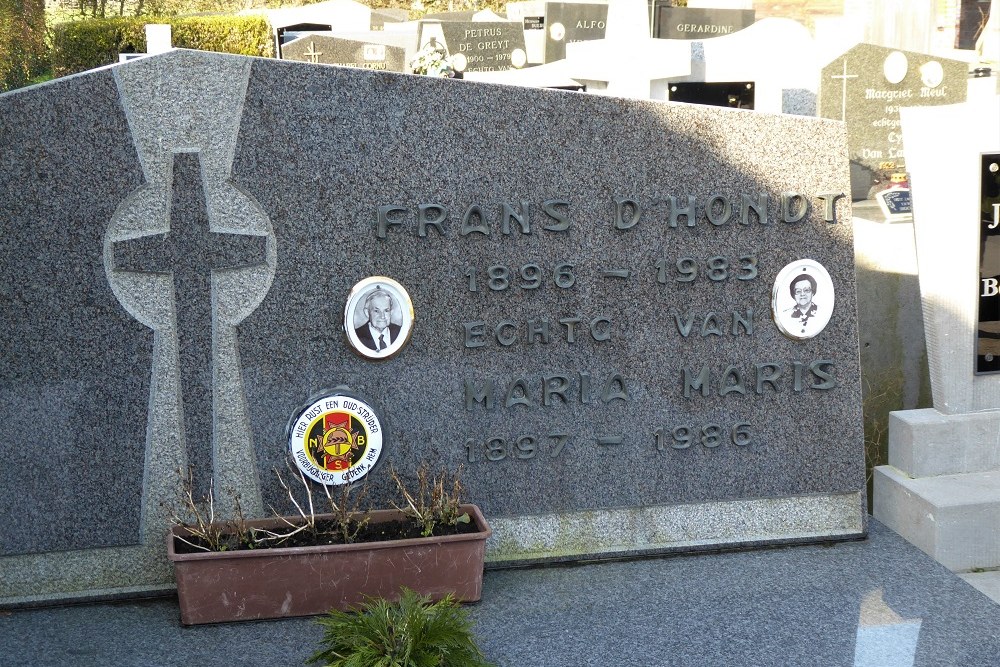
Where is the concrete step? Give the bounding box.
[873,466,1000,571]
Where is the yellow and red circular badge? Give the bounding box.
[287,392,385,485]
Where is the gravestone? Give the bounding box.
[651,4,755,40]
[874,96,1000,571]
[281,34,407,72]
[564,0,690,98]
[0,48,862,605]
[658,18,819,115]
[543,2,609,63]
[819,43,968,200]
[426,21,529,73]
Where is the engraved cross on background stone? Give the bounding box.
[113,151,267,498]
[830,59,858,123]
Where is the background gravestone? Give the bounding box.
[1,49,863,604]
[819,43,967,200]
[434,21,529,73]
[543,2,608,63]
[651,5,755,40]
[281,34,407,72]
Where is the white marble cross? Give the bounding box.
[563,0,690,98]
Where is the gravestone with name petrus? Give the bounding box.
[0,49,863,604]
[281,34,407,72]
[874,96,1000,572]
[430,21,529,73]
[651,4,755,40]
[819,43,968,201]
[543,2,608,63]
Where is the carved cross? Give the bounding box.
[113,151,267,498]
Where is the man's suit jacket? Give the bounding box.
[354,322,402,351]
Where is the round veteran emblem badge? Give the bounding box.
[287,391,386,485]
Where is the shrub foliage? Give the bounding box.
[1,0,47,92]
[309,588,494,667]
[51,13,272,76]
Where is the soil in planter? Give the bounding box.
[173,517,482,554]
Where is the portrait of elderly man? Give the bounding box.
[784,273,821,336]
[353,287,401,352]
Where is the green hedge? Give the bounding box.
[51,14,274,78]
[1,0,47,92]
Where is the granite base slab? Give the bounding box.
[0,520,997,667]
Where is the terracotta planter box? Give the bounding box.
[167,504,491,625]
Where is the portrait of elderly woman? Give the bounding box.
[772,261,834,340]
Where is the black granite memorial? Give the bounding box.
[281,34,406,72]
[668,81,755,109]
[543,2,608,63]
[0,49,863,604]
[977,154,1000,373]
[819,43,967,200]
[652,5,755,40]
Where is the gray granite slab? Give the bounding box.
[1,521,997,667]
[1,49,864,602]
[232,55,863,535]
[0,69,151,555]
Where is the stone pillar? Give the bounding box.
[874,96,1000,572]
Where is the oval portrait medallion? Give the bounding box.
[343,277,414,360]
[287,391,386,485]
[772,259,835,340]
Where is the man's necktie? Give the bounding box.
[378,333,385,351]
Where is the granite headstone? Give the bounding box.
[281,34,407,72]
[433,21,529,73]
[544,2,609,63]
[819,43,968,200]
[652,5,755,40]
[0,49,863,605]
